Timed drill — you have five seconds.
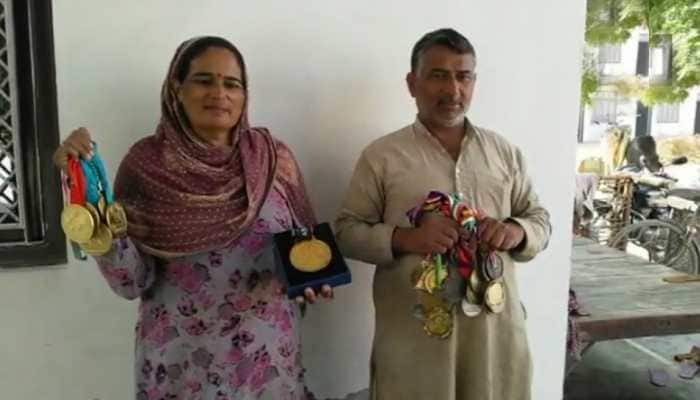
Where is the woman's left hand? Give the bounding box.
[275,284,334,304]
[295,284,333,305]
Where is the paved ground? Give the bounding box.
[564,334,700,399]
[325,335,700,399]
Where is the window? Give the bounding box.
[598,44,622,64]
[635,40,649,76]
[656,103,680,124]
[591,95,618,124]
[650,40,671,81]
[0,0,65,267]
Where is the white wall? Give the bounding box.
[581,100,638,143]
[581,91,699,145]
[598,28,645,78]
[0,1,584,399]
[581,29,642,143]
[651,87,700,137]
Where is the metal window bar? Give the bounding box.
[0,0,66,265]
[592,96,618,124]
[0,0,25,234]
[656,103,680,124]
[599,44,622,64]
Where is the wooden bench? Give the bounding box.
[568,237,700,371]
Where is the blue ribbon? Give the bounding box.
[81,159,100,206]
[80,143,114,205]
[91,149,114,204]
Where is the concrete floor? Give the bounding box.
[327,335,700,399]
[326,389,369,400]
[565,334,700,399]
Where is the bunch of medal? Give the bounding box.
[407,191,506,339]
[60,145,127,257]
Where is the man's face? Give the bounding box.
[407,45,476,130]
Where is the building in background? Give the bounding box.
[580,28,700,144]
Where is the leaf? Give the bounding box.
[582,0,700,105]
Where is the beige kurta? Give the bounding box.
[334,118,551,400]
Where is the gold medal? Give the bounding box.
[417,291,447,311]
[289,238,332,272]
[98,195,107,219]
[423,306,452,339]
[484,280,506,314]
[106,202,128,237]
[421,266,448,294]
[61,204,96,243]
[411,264,425,286]
[414,271,428,291]
[85,203,101,226]
[411,259,431,286]
[422,268,438,293]
[81,224,114,256]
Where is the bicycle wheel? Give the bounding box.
[608,219,699,275]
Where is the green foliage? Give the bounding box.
[585,0,647,44]
[581,69,600,106]
[641,84,689,105]
[583,0,700,106]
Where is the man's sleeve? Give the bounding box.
[508,148,552,262]
[334,150,396,266]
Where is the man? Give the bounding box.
[334,28,551,400]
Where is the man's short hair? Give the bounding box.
[410,28,476,72]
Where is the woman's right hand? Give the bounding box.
[52,127,94,171]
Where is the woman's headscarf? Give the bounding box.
[113,36,315,258]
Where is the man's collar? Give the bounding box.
[412,116,475,139]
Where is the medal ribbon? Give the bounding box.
[81,158,101,206]
[435,253,444,287]
[91,147,115,205]
[80,144,114,206]
[407,190,488,280]
[67,157,87,205]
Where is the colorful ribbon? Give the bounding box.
[91,148,114,204]
[407,190,488,280]
[80,144,113,206]
[67,158,87,205]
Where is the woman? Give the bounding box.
[54,36,330,400]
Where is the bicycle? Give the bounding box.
[608,187,700,275]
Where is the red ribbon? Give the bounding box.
[67,157,86,205]
[407,190,490,281]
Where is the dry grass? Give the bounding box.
[657,136,700,163]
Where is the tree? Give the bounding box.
[583,0,700,106]
[580,48,600,106]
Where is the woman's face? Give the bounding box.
[177,47,245,140]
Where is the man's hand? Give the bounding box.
[393,214,459,255]
[479,217,525,251]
